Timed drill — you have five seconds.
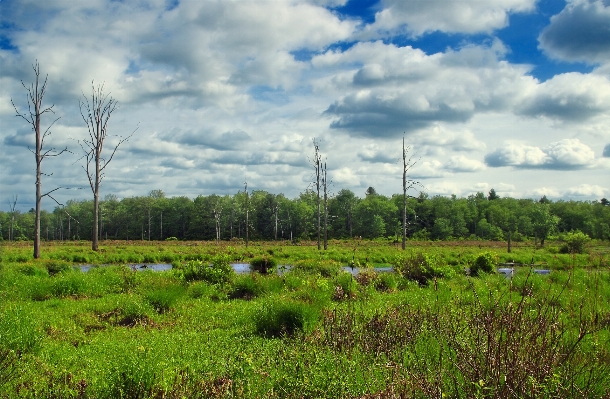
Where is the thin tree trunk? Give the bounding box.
[323,161,328,250]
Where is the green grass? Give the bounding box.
[0,239,608,398]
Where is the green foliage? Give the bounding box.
[43,260,73,276]
[249,256,277,274]
[470,251,497,276]
[177,254,235,285]
[229,274,266,299]
[375,272,398,292]
[144,285,184,313]
[0,241,609,397]
[50,272,87,298]
[392,252,456,285]
[0,305,43,355]
[254,300,319,337]
[332,272,358,300]
[292,260,341,277]
[560,230,591,254]
[107,350,157,398]
[118,296,154,326]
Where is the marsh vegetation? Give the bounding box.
[0,239,609,398]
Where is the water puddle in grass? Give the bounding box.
[78,263,395,275]
[341,266,394,276]
[79,263,173,273]
[497,267,551,278]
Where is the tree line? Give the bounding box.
[2,189,609,245]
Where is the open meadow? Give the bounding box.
[1,239,609,398]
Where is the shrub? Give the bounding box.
[355,268,377,286]
[250,256,277,274]
[560,230,590,254]
[333,273,357,300]
[392,252,455,285]
[375,272,398,292]
[470,251,497,276]
[254,300,319,337]
[187,282,213,299]
[44,260,72,276]
[179,254,235,285]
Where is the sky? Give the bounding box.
[1,0,609,212]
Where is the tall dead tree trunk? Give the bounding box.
[273,203,279,241]
[80,82,135,251]
[12,62,65,258]
[213,201,222,244]
[322,159,328,250]
[244,181,250,248]
[312,139,322,250]
[401,136,421,250]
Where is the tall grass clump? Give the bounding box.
[254,300,319,337]
[229,275,267,299]
[144,285,184,314]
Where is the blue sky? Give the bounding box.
[1,0,609,211]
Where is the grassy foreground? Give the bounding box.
[0,239,609,398]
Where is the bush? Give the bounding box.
[254,300,319,337]
[179,254,235,285]
[392,252,455,285]
[560,230,590,254]
[44,260,72,276]
[375,272,398,292]
[332,273,357,300]
[355,268,377,287]
[250,256,277,274]
[470,251,497,276]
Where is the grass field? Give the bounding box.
[0,239,609,398]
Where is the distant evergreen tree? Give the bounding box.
[488,188,499,200]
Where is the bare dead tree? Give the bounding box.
[244,180,250,248]
[213,200,223,244]
[311,138,322,250]
[402,136,422,250]
[322,159,329,250]
[79,81,136,251]
[12,62,66,258]
[273,202,279,241]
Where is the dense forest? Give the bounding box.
[1,188,609,244]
